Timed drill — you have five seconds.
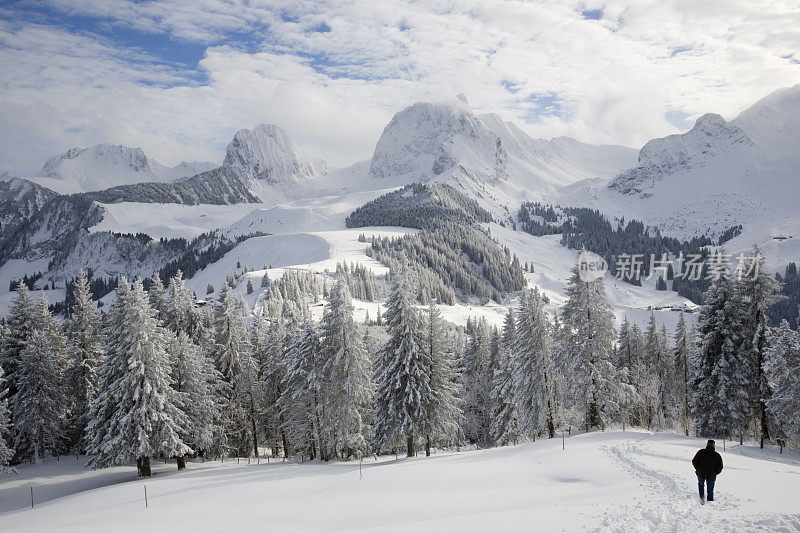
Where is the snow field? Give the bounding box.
[2,432,799,532]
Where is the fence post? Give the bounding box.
[562,432,565,450]
[144,485,148,508]
[360,457,363,480]
[30,486,34,509]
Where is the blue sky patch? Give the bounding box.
[581,9,603,20]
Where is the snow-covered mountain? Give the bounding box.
[2,86,798,322]
[22,144,217,194]
[555,84,800,252]
[222,124,325,185]
[369,95,636,214]
[0,174,57,233]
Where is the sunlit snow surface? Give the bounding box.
[1,431,799,531]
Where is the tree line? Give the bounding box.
[1,246,798,478]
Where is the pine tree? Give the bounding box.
[615,316,642,429]
[169,331,222,458]
[656,323,676,428]
[462,317,493,445]
[213,286,257,456]
[373,266,431,457]
[764,321,800,440]
[213,286,251,382]
[513,289,561,439]
[491,309,520,445]
[673,312,695,435]
[148,272,167,320]
[279,321,323,459]
[0,284,35,404]
[738,246,782,445]
[560,265,619,430]
[642,311,663,428]
[319,281,373,459]
[66,269,104,452]
[692,252,749,440]
[257,317,289,457]
[423,299,461,454]
[86,279,190,476]
[12,294,68,462]
[0,366,16,475]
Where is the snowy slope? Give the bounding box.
[22,144,216,194]
[2,432,799,531]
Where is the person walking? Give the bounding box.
[692,439,723,504]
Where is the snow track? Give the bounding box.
[600,438,800,532]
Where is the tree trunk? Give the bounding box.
[281,430,289,458]
[139,456,151,477]
[406,436,414,458]
[425,435,431,457]
[250,396,259,457]
[251,415,259,458]
[176,455,186,470]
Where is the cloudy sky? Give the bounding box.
[1,0,798,173]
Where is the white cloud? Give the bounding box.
[1,0,799,173]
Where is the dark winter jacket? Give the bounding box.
[692,446,723,481]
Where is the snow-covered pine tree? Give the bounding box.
[629,322,647,426]
[673,312,696,435]
[236,345,263,458]
[66,269,104,452]
[212,286,259,456]
[279,321,323,459]
[147,272,168,321]
[491,309,520,445]
[169,331,222,459]
[737,245,782,445]
[0,284,35,403]
[0,365,17,475]
[642,311,663,428]
[256,315,289,457]
[86,279,190,476]
[692,251,749,440]
[163,271,196,333]
[213,286,251,382]
[764,320,800,441]
[13,294,69,462]
[656,323,676,429]
[614,316,643,429]
[513,289,561,439]
[560,265,619,430]
[373,266,431,457]
[423,299,462,454]
[461,317,493,445]
[320,281,373,460]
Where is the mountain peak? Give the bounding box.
[369,99,492,180]
[222,124,322,184]
[609,110,754,195]
[26,144,216,194]
[732,84,800,161]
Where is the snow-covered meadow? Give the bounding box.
[2,431,799,532]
